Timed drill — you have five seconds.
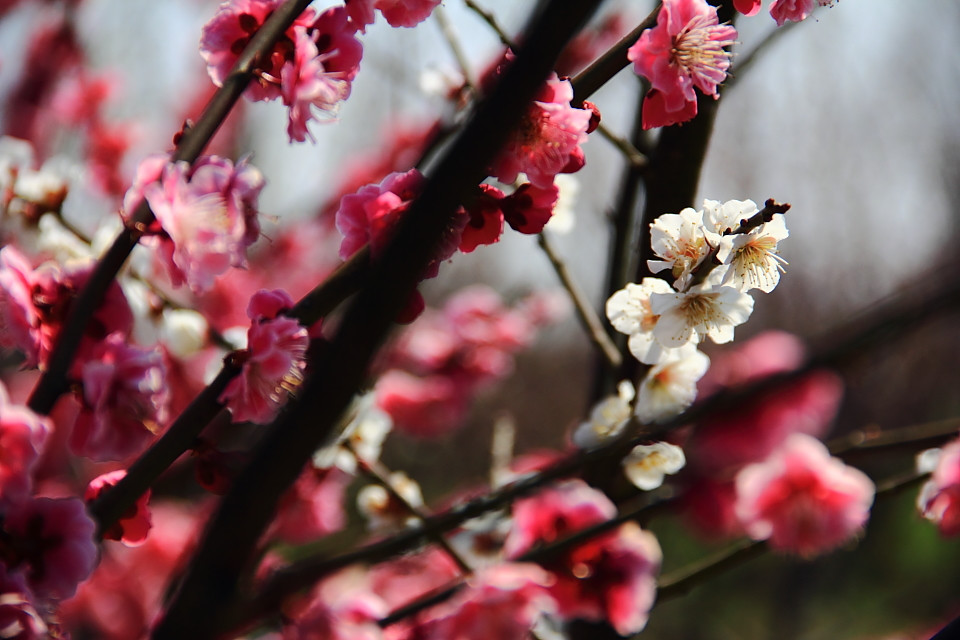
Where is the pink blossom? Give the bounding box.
[411,564,557,640]
[628,0,737,128]
[0,248,133,369]
[281,9,364,142]
[4,497,98,601]
[488,72,592,189]
[137,155,265,293]
[769,0,833,26]
[504,480,661,635]
[219,289,308,425]
[0,380,50,505]
[60,502,198,639]
[343,0,440,30]
[918,438,960,537]
[375,371,465,438]
[200,0,317,103]
[641,89,698,130]
[282,569,387,640]
[368,546,461,611]
[86,470,152,546]
[375,286,548,437]
[71,333,170,461]
[735,433,875,557]
[0,246,40,364]
[267,466,349,545]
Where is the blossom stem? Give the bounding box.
[537,232,623,371]
[596,122,648,169]
[26,0,319,417]
[434,6,477,94]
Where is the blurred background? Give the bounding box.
[2,0,959,638]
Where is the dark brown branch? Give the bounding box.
[151,3,604,637]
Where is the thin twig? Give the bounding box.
[537,232,622,371]
[350,443,473,575]
[434,6,476,93]
[596,122,648,169]
[464,0,514,47]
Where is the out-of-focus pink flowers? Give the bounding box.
[86,470,152,546]
[201,2,362,142]
[407,564,557,640]
[918,438,960,537]
[61,502,198,639]
[488,71,592,189]
[281,569,386,640]
[504,480,662,635]
[0,380,49,505]
[4,497,98,601]
[125,154,265,293]
[219,289,309,425]
[71,333,169,461]
[627,0,737,129]
[0,247,133,370]
[735,433,875,557]
[770,0,833,26]
[268,466,349,545]
[345,0,442,31]
[733,0,762,16]
[375,286,559,437]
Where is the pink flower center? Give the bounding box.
[670,14,735,87]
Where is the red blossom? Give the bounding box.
[918,438,960,537]
[85,470,152,546]
[0,381,49,506]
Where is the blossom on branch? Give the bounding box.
[627,0,737,129]
[735,433,875,557]
[649,270,755,347]
[488,71,592,189]
[770,0,835,26]
[218,289,308,425]
[917,438,960,537]
[125,154,265,293]
[345,0,442,31]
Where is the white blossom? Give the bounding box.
[649,270,754,347]
[622,441,686,490]
[717,214,789,293]
[357,471,423,532]
[647,207,715,290]
[572,380,634,449]
[313,392,392,474]
[634,346,710,423]
[160,308,209,359]
[606,277,690,364]
[702,198,759,235]
[545,173,579,234]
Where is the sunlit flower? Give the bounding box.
[717,213,789,293]
[649,270,754,346]
[647,206,717,290]
[623,441,686,490]
[572,380,634,449]
[634,345,709,423]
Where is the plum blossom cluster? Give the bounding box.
[201,1,363,142]
[630,0,838,129]
[374,285,567,437]
[605,198,788,426]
